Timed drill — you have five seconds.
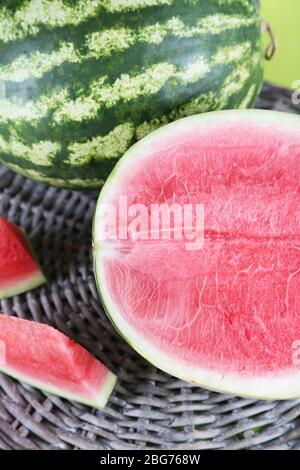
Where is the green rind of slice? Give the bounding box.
[0,364,117,409]
[0,270,46,300]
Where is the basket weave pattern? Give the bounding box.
[0,83,300,450]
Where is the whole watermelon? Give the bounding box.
[0,0,263,189]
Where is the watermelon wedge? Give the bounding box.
[94,110,300,400]
[0,315,116,408]
[0,217,46,299]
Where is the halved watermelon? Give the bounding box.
[93,110,300,400]
[0,217,46,299]
[0,315,116,408]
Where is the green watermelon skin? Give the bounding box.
[0,0,262,189]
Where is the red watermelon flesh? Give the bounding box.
[0,315,116,408]
[94,110,300,399]
[0,217,46,299]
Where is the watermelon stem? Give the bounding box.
[261,20,277,61]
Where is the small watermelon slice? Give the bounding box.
[0,315,116,408]
[94,109,300,400]
[0,217,46,299]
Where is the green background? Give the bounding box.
[262,0,300,89]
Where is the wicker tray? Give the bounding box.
[0,83,300,451]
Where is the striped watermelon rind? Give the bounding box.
[0,0,262,189]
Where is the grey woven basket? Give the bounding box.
[0,82,300,451]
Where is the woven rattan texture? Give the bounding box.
[0,83,300,450]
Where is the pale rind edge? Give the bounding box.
[0,270,46,300]
[0,364,117,409]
